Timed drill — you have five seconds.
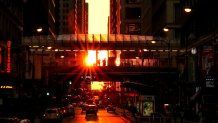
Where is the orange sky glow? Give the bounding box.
[86,0,110,34]
[85,0,110,66]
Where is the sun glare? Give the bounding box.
[86,0,110,34]
[86,50,96,66]
[85,50,108,66]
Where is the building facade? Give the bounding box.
[120,0,152,35]
[0,0,23,97]
[151,0,218,121]
[58,0,88,34]
[109,0,120,34]
[178,0,218,103]
[23,0,56,38]
[59,0,76,34]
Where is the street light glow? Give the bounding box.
[184,7,192,13]
[163,27,169,32]
[36,27,43,32]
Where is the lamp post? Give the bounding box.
[31,27,43,83]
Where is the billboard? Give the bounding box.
[141,95,155,116]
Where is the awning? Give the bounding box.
[121,81,155,95]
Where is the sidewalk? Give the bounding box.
[116,107,132,123]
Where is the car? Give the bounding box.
[85,104,98,116]
[106,105,116,112]
[42,108,63,122]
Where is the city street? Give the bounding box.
[62,108,130,123]
[2,1,218,123]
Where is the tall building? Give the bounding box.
[109,0,120,34]
[59,0,76,34]
[119,0,152,35]
[84,3,89,34]
[152,0,218,113]
[0,0,23,77]
[76,0,87,34]
[152,0,180,46]
[58,0,88,34]
[23,0,56,38]
[177,0,218,105]
[22,0,57,98]
[0,0,23,97]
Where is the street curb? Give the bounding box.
[120,116,130,123]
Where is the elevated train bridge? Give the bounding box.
[22,34,183,91]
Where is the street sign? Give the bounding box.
[205,75,215,88]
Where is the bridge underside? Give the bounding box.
[45,66,179,88]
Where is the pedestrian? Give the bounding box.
[103,59,106,66]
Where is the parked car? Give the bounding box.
[85,104,98,116]
[42,108,63,122]
[106,104,116,112]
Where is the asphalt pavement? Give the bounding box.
[33,106,133,123]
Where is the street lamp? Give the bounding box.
[31,27,43,80]
[163,27,169,32]
[191,47,197,55]
[36,27,43,33]
[184,7,192,13]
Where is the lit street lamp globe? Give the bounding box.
[191,47,197,54]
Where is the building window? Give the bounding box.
[125,7,141,19]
